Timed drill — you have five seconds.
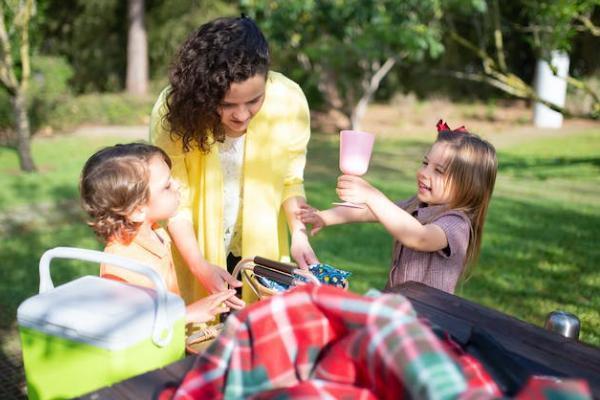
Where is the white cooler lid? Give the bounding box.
[17,276,186,350]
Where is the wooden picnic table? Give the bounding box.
[387,281,600,398]
[81,281,600,399]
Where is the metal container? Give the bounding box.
[544,310,580,339]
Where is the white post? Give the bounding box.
[533,51,570,128]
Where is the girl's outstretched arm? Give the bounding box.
[337,175,448,252]
[297,202,377,236]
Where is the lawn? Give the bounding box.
[0,125,599,360]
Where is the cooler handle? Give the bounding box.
[39,247,174,348]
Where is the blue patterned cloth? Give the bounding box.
[256,263,351,291]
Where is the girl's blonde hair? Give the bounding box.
[407,129,497,278]
[79,143,171,243]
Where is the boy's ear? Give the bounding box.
[130,207,146,223]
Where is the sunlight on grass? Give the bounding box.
[0,135,141,209]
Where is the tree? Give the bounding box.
[0,0,36,172]
[126,0,148,96]
[37,0,236,93]
[442,0,600,118]
[242,0,446,130]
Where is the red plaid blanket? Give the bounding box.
[167,285,591,399]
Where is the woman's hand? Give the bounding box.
[185,289,236,324]
[336,175,381,205]
[283,196,320,270]
[196,263,245,310]
[297,203,326,236]
[290,228,319,270]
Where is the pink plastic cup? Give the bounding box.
[339,130,375,176]
[333,130,375,208]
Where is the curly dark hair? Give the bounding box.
[79,143,172,243]
[165,16,270,152]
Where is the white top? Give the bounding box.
[218,135,245,256]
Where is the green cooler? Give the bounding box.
[17,247,186,400]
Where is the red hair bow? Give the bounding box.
[436,119,468,133]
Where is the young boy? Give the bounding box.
[79,143,242,324]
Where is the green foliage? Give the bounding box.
[522,0,599,56]
[1,55,149,139]
[40,0,127,92]
[242,0,446,112]
[14,0,598,112]
[1,0,42,83]
[146,0,237,79]
[45,92,155,132]
[36,0,238,93]
[0,55,73,135]
[27,55,73,130]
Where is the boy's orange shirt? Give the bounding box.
[100,227,181,295]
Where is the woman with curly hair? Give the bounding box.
[150,15,319,306]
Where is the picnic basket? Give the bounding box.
[185,322,224,354]
[232,256,322,300]
[185,257,350,354]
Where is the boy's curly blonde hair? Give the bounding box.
[79,143,171,243]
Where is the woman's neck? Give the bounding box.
[224,130,246,139]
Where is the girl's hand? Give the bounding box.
[297,203,326,236]
[185,289,236,324]
[290,229,320,270]
[197,264,245,310]
[336,175,380,205]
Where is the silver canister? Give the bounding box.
[544,310,581,339]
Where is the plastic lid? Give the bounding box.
[17,276,185,350]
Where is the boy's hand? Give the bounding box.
[198,264,245,310]
[336,175,379,205]
[297,203,326,236]
[185,289,236,324]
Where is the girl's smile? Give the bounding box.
[416,142,453,205]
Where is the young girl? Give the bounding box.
[79,143,241,324]
[299,121,498,293]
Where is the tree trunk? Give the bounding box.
[351,57,396,131]
[316,68,351,130]
[12,89,36,172]
[126,0,148,96]
[533,51,570,128]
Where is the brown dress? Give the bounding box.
[386,200,471,294]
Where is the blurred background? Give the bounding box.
[1,0,599,398]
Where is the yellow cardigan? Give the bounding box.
[150,71,310,304]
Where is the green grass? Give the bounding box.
[1,128,599,350]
